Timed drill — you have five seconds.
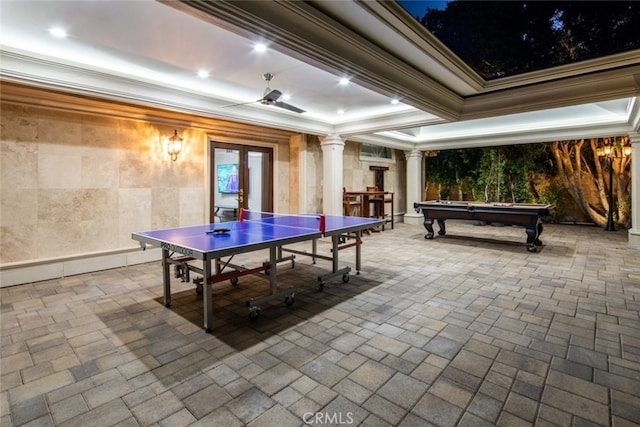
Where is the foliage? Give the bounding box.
[425,138,632,227]
[425,148,483,199]
[538,184,564,223]
[421,1,640,80]
[427,144,551,204]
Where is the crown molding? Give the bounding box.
[462,64,640,120]
[333,110,444,137]
[0,80,301,143]
[0,49,334,136]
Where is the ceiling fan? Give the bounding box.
[224,73,306,114]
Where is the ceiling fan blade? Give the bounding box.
[263,89,282,102]
[274,101,306,114]
[224,78,304,113]
[222,99,261,108]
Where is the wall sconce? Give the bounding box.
[167,129,183,161]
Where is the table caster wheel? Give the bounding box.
[342,274,350,283]
[231,277,239,285]
[249,307,261,320]
[285,294,295,306]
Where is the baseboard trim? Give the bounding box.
[0,247,162,287]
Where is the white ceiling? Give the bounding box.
[1,0,639,150]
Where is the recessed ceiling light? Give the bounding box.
[254,43,267,53]
[282,94,291,100]
[337,109,345,114]
[197,70,209,78]
[390,99,400,105]
[339,78,350,86]
[49,27,67,39]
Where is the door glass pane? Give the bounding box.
[214,148,239,221]
[247,151,268,212]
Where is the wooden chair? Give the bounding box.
[367,186,394,230]
[343,188,367,237]
[366,186,385,228]
[383,192,394,229]
[343,188,362,216]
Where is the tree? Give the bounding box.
[426,145,549,203]
[550,137,631,227]
[421,1,640,79]
[425,148,483,200]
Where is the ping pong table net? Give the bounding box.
[239,208,326,234]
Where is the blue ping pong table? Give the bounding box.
[131,211,384,332]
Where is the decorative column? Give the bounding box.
[403,148,424,225]
[320,134,345,215]
[289,134,306,213]
[628,133,640,248]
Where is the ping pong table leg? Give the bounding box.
[355,231,362,274]
[332,236,339,273]
[312,239,317,264]
[203,259,213,333]
[162,249,171,307]
[269,246,277,293]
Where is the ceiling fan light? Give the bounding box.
[49,27,67,38]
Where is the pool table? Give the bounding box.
[413,200,555,252]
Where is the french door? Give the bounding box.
[210,142,273,222]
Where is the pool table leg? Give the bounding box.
[423,218,446,239]
[525,222,544,252]
[423,218,435,239]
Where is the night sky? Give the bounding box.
[397,1,449,19]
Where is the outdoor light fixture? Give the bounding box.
[597,139,631,231]
[166,130,183,161]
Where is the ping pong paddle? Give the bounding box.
[206,228,230,235]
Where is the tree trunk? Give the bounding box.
[551,140,607,225]
[590,138,609,212]
[552,138,632,228]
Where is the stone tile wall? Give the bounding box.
[0,103,206,264]
[343,141,405,215]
